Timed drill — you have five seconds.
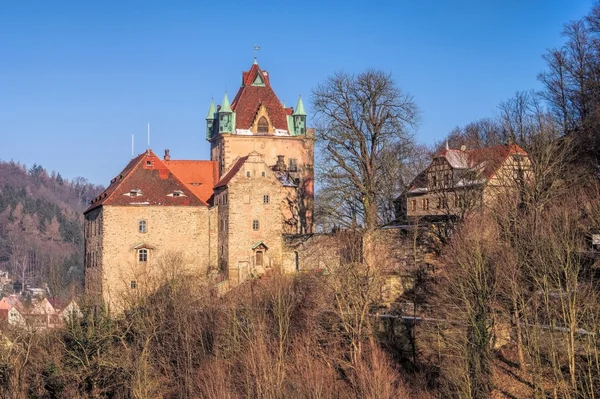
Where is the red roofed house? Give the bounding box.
[85,61,314,311]
[404,144,531,220]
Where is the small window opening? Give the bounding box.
[252,220,260,230]
[130,281,137,289]
[138,249,148,263]
[139,220,147,233]
[246,171,251,177]
[263,195,270,204]
[173,191,181,197]
[289,158,297,172]
[146,160,152,167]
[261,171,266,177]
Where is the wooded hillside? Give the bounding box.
[0,161,103,300]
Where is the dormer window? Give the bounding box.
[128,189,142,197]
[167,190,185,197]
[257,116,269,134]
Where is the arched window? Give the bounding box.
[257,116,269,134]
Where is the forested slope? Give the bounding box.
[0,161,103,300]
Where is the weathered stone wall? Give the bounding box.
[84,207,103,301]
[210,133,314,233]
[99,205,211,311]
[223,154,285,286]
[211,134,313,176]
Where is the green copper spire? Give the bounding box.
[293,96,307,116]
[206,99,216,120]
[220,92,232,113]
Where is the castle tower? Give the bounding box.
[207,62,314,233]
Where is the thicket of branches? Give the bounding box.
[0,252,423,399]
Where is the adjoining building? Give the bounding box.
[84,62,314,311]
[401,143,531,222]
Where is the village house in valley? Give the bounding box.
[84,61,314,310]
[403,143,531,221]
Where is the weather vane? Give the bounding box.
[254,45,260,64]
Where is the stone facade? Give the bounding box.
[85,61,315,311]
[86,205,214,310]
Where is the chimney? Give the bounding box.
[164,149,171,161]
[274,155,286,171]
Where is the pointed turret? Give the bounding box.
[217,92,235,134]
[206,100,216,139]
[220,92,232,113]
[292,96,307,136]
[293,96,307,116]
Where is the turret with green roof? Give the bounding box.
[206,99,216,139]
[292,96,307,135]
[217,92,235,134]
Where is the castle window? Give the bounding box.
[263,195,269,204]
[246,171,251,177]
[253,220,260,230]
[138,249,148,263]
[255,251,263,267]
[139,220,147,233]
[422,198,429,210]
[257,116,269,134]
[289,158,297,172]
[262,171,266,177]
[146,161,152,167]
[411,200,417,211]
[130,281,137,289]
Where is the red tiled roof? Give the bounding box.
[85,150,209,213]
[410,144,528,190]
[214,156,249,189]
[163,160,218,204]
[230,63,292,131]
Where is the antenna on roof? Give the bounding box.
[147,123,150,149]
[253,45,260,64]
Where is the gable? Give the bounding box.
[230,63,291,131]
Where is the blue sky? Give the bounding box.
[0,0,594,185]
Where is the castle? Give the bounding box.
[84,61,314,310]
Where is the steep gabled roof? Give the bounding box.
[85,150,208,213]
[408,144,528,192]
[163,160,219,204]
[214,156,249,189]
[230,63,293,131]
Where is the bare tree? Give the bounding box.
[312,69,419,232]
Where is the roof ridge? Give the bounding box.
[85,151,148,213]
